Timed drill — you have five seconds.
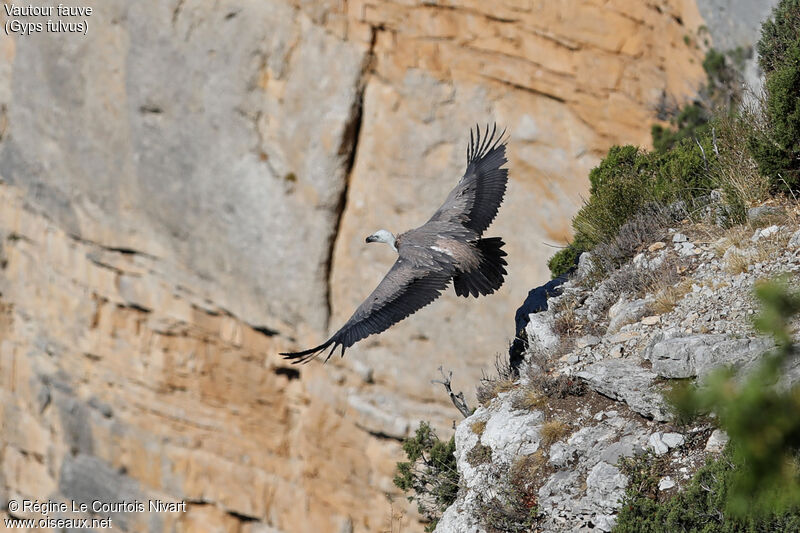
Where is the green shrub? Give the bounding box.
[547,140,713,278]
[548,233,591,278]
[651,136,714,199]
[703,48,742,101]
[574,146,655,246]
[703,48,728,79]
[394,422,459,531]
[574,140,711,248]
[587,145,648,194]
[652,103,708,153]
[614,449,800,532]
[757,0,800,74]
[547,243,580,278]
[751,0,800,190]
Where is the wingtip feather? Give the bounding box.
[467,123,509,167]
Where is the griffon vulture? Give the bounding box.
[281,124,509,363]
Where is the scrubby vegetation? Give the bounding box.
[749,1,800,190]
[548,137,717,277]
[553,0,800,527]
[476,453,543,533]
[615,449,800,532]
[549,0,800,278]
[393,422,459,531]
[616,278,800,531]
[477,355,519,406]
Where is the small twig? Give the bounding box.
[695,136,709,173]
[779,175,798,203]
[432,366,472,418]
[712,126,720,156]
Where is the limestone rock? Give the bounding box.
[751,225,781,242]
[705,429,730,453]
[747,206,785,222]
[658,477,676,491]
[586,462,627,510]
[0,0,368,332]
[648,432,685,455]
[645,334,774,379]
[59,455,144,531]
[577,360,671,421]
[607,297,649,334]
[0,187,416,532]
[789,229,800,248]
[526,313,560,352]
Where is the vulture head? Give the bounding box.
[365,229,397,252]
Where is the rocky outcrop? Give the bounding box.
[435,217,799,532]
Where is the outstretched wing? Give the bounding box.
[428,124,509,235]
[281,258,452,364]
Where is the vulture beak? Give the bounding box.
[366,235,378,243]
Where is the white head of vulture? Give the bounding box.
[282,124,509,364]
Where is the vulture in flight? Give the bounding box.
[281,124,509,364]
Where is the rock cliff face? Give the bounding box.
[0,185,404,532]
[0,1,775,532]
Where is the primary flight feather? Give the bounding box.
[281,124,509,364]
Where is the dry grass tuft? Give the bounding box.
[711,103,772,208]
[725,250,751,274]
[471,420,487,435]
[649,278,694,315]
[477,378,516,406]
[509,451,547,484]
[511,388,547,411]
[539,420,570,448]
[525,370,587,400]
[724,230,790,274]
[757,231,791,258]
[606,253,685,303]
[552,299,580,338]
[477,355,518,406]
[466,443,493,467]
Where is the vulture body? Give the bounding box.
[281,124,509,364]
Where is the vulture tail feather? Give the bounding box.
[280,339,345,364]
[453,237,508,298]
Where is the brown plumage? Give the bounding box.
[281,124,509,363]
